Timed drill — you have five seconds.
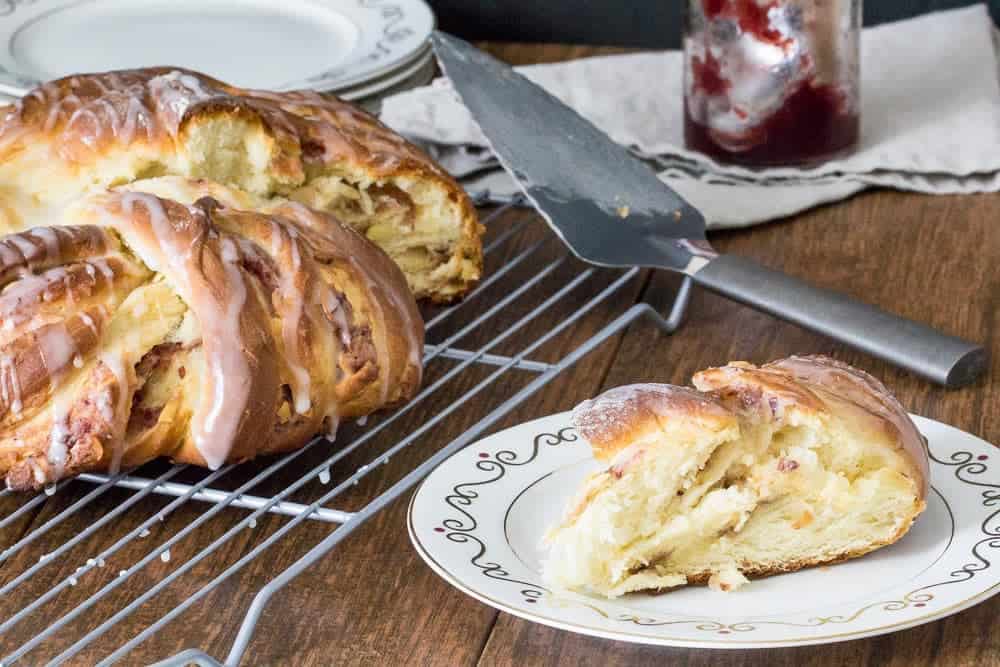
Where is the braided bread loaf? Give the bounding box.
[0,176,423,490]
[0,68,482,301]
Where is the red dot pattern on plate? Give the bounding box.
[479,453,490,458]
[915,603,926,607]
[434,527,445,533]
[718,630,730,634]
[978,455,989,461]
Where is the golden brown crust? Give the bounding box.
[572,359,926,490]
[765,355,929,498]
[693,355,929,501]
[1,183,423,490]
[0,68,482,301]
[572,384,736,463]
[554,356,926,596]
[1,68,442,179]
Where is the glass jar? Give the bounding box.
[683,0,861,167]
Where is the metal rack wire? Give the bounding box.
[0,196,692,666]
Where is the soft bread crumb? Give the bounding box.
[708,565,749,593]
[542,361,927,599]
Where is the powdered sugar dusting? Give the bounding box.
[572,383,731,446]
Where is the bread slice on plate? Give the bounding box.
[542,356,928,597]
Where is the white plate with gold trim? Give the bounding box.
[0,0,434,96]
[409,412,1000,648]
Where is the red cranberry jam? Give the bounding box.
[683,0,860,167]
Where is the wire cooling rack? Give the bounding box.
[0,196,692,666]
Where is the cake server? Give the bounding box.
[430,31,987,388]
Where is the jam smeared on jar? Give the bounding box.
[702,0,728,18]
[689,50,730,97]
[685,81,859,166]
[702,0,787,45]
[684,0,860,166]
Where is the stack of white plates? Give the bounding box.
[0,0,437,105]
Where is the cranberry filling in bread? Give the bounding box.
[543,356,928,597]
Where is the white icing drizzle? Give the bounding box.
[79,311,99,338]
[269,221,311,414]
[118,192,253,470]
[31,460,45,485]
[187,233,250,468]
[269,222,283,256]
[65,107,104,144]
[43,326,79,479]
[320,287,352,348]
[325,408,340,441]
[25,82,53,105]
[46,394,71,478]
[37,309,107,478]
[270,212,349,434]
[29,226,61,260]
[0,239,21,266]
[119,94,153,144]
[0,268,70,326]
[99,352,129,473]
[43,93,81,133]
[8,235,39,261]
[44,267,70,300]
[0,353,22,415]
[36,322,77,379]
[61,268,75,305]
[92,98,122,132]
[279,201,405,403]
[90,258,116,281]
[3,70,230,160]
[147,70,218,133]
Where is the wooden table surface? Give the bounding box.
[2,44,999,666]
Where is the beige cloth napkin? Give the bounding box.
[381,4,1000,228]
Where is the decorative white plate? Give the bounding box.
[409,413,1000,648]
[337,44,433,102]
[0,0,434,95]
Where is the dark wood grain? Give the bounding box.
[0,44,998,667]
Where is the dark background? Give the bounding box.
[429,1,997,47]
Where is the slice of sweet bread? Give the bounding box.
[543,356,927,597]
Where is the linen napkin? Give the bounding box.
[381,4,1000,228]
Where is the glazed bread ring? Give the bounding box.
[0,180,423,490]
[0,68,482,301]
[543,356,927,597]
